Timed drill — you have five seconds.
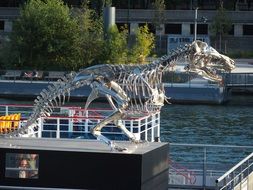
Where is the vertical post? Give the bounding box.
[194,7,198,41]
[247,159,250,189]
[203,147,207,189]
[219,29,222,52]
[6,105,8,115]
[231,171,235,188]
[127,0,130,25]
[56,118,60,139]
[157,113,160,140]
[159,29,162,54]
[188,72,191,88]
[103,6,115,38]
[38,118,42,138]
[224,40,227,53]
[145,118,148,140]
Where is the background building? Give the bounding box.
[0,0,252,55]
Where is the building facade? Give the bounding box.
[0,0,252,54]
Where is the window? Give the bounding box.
[165,24,182,34]
[138,23,156,34]
[0,21,4,31]
[0,0,25,7]
[63,0,82,7]
[243,25,253,35]
[116,23,130,33]
[190,24,208,35]
[5,153,39,179]
[112,0,151,9]
[228,25,234,35]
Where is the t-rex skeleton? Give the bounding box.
[4,41,235,151]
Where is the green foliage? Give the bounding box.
[1,0,155,70]
[2,0,105,70]
[9,0,81,70]
[100,25,128,64]
[210,5,232,37]
[103,0,112,7]
[152,0,165,28]
[74,1,104,67]
[100,24,155,64]
[151,0,165,55]
[0,42,20,69]
[130,24,155,63]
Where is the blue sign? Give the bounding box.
[167,35,210,54]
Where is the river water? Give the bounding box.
[160,95,253,146]
[0,95,252,165]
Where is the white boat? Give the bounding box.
[0,104,161,142]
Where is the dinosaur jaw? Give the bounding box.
[186,40,235,82]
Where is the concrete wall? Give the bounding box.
[117,9,253,54]
[234,171,253,190]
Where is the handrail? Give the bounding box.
[169,159,197,184]
[168,143,253,188]
[0,104,81,108]
[215,152,253,190]
[216,152,253,183]
[170,142,253,149]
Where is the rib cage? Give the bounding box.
[117,68,165,112]
[3,41,235,139]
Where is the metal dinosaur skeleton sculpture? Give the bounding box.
[5,41,235,151]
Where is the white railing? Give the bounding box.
[0,104,80,118]
[0,104,34,117]
[0,104,161,142]
[37,110,160,142]
[215,152,253,190]
[168,143,253,189]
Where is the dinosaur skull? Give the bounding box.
[185,40,235,82]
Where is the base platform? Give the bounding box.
[0,138,169,190]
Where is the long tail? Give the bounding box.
[4,71,90,137]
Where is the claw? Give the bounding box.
[110,142,127,152]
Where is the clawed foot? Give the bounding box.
[110,142,127,152]
[130,139,147,144]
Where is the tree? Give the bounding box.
[151,0,165,55]
[74,1,104,67]
[103,0,112,7]
[99,24,155,64]
[130,24,155,63]
[210,1,232,52]
[8,0,80,70]
[100,25,128,64]
[2,0,155,70]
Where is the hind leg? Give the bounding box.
[91,110,127,151]
[114,120,139,143]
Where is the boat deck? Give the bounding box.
[0,137,165,154]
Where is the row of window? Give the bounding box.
[1,0,252,11]
[0,19,252,36]
[117,23,253,36]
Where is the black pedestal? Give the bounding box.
[0,138,169,190]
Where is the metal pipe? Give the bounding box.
[203,147,207,189]
[194,7,198,41]
[216,152,253,183]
